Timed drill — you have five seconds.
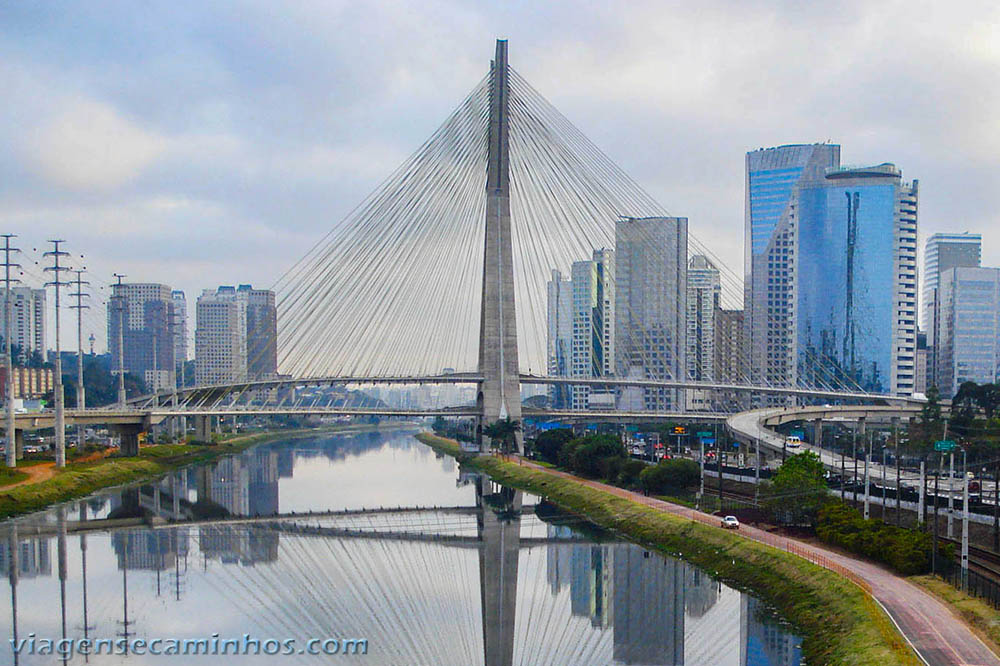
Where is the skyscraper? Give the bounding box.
[714,306,745,410]
[108,283,175,391]
[0,287,45,363]
[745,144,840,396]
[686,255,720,410]
[796,163,918,395]
[195,286,248,385]
[570,249,615,410]
[238,284,278,378]
[546,269,572,409]
[615,216,687,411]
[934,266,1000,397]
[923,232,982,329]
[923,232,981,389]
[171,290,188,367]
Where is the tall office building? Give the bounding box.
[934,267,1000,397]
[686,255,720,410]
[546,269,573,409]
[615,216,687,411]
[195,286,248,385]
[714,306,746,410]
[108,283,175,391]
[171,290,188,367]
[569,249,615,410]
[745,144,840,396]
[923,232,981,388]
[923,232,981,329]
[796,163,918,395]
[0,287,45,362]
[239,284,278,378]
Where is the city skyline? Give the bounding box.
[1,4,999,355]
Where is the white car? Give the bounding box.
[721,515,740,530]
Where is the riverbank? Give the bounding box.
[416,432,918,665]
[0,422,413,520]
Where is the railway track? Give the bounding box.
[940,536,1000,581]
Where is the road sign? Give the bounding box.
[733,442,740,449]
[934,440,957,452]
[697,431,713,437]
[700,437,716,446]
[673,426,686,435]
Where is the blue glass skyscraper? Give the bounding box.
[796,164,918,394]
[745,144,839,396]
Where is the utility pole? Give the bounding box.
[69,270,89,449]
[44,240,69,468]
[113,274,127,407]
[863,433,871,520]
[948,450,955,539]
[840,436,846,502]
[1,234,20,468]
[933,453,941,574]
[918,460,925,527]
[853,424,858,506]
[892,418,908,527]
[962,448,969,590]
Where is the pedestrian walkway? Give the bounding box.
[520,459,1000,666]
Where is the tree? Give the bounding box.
[431,416,447,434]
[559,434,626,479]
[534,428,574,464]
[950,381,979,438]
[639,458,700,494]
[763,451,830,526]
[976,383,1000,420]
[483,418,521,454]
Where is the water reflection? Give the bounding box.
[0,431,802,665]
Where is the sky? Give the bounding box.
[1,1,998,353]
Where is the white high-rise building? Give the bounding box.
[922,233,981,390]
[615,216,687,411]
[686,255,720,409]
[0,287,45,362]
[195,287,248,385]
[569,249,615,410]
[935,267,1000,397]
[171,290,188,367]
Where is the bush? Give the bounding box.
[559,434,626,479]
[534,428,574,464]
[816,503,950,575]
[639,458,700,494]
[618,459,648,488]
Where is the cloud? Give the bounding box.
[23,97,167,190]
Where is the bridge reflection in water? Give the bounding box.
[1,432,802,665]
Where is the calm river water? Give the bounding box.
[0,428,802,665]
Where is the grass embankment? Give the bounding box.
[0,424,390,520]
[910,575,1000,657]
[416,432,918,665]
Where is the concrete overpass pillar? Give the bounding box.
[111,424,143,457]
[192,416,213,444]
[813,418,823,449]
[14,428,23,460]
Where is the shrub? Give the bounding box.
[816,503,950,575]
[618,459,648,488]
[534,428,574,464]
[639,458,700,494]
[559,434,626,479]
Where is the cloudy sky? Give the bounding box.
[1,1,998,352]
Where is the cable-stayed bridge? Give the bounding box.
[14,40,923,459]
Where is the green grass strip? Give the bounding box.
[416,432,920,665]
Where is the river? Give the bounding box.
[0,429,802,665]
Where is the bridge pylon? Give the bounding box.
[477,39,523,453]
